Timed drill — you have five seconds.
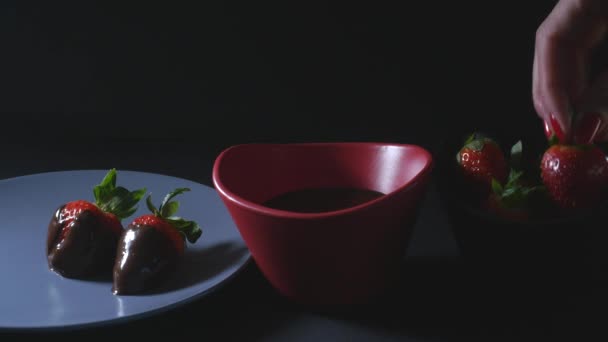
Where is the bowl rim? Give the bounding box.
[212,142,434,220]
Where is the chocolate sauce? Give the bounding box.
[263,187,385,213]
[112,225,180,295]
[47,206,120,279]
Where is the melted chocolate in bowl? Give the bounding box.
[263,187,385,213]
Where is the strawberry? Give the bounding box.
[484,168,544,222]
[540,143,608,209]
[47,169,146,278]
[112,188,202,295]
[456,133,508,194]
[485,193,530,222]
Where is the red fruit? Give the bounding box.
[540,144,608,209]
[130,214,185,254]
[457,134,508,192]
[56,200,122,241]
[482,168,543,222]
[46,169,146,278]
[485,193,529,222]
[113,188,202,295]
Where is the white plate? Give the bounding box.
[0,170,250,331]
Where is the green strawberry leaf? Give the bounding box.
[502,187,517,197]
[464,133,476,146]
[100,168,117,188]
[465,139,484,151]
[146,194,160,216]
[93,168,117,206]
[548,134,560,146]
[506,169,523,188]
[165,216,202,244]
[494,168,546,210]
[109,186,130,200]
[491,178,503,195]
[462,132,485,151]
[111,187,147,219]
[93,169,146,219]
[147,188,202,245]
[161,201,179,218]
[159,188,190,213]
[93,186,107,207]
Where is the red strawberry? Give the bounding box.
[47,169,146,278]
[457,133,508,194]
[112,188,202,295]
[483,168,543,222]
[540,143,608,209]
[485,193,530,222]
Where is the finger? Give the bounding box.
[533,42,554,140]
[575,70,608,142]
[533,0,606,142]
[534,8,576,140]
[533,40,551,125]
[534,32,572,142]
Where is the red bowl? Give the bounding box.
[212,142,433,305]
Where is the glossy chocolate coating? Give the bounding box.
[47,205,120,278]
[112,224,180,295]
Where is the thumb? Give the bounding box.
[574,70,608,143]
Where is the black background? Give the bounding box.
[1,2,555,149]
[6,1,607,340]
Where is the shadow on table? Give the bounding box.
[309,256,608,340]
[147,241,250,294]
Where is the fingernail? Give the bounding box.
[550,115,567,143]
[574,113,602,144]
[544,120,553,139]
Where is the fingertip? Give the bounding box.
[543,120,553,140]
[549,114,568,143]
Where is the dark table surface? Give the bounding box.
[1,142,607,342]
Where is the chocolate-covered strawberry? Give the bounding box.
[47,169,146,279]
[112,188,202,295]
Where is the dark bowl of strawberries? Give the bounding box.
[434,127,608,285]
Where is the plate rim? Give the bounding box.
[0,259,252,332]
[0,168,202,185]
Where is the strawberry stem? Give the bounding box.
[492,169,545,210]
[93,169,146,219]
[548,133,560,147]
[146,188,202,244]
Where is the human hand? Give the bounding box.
[533,0,608,143]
